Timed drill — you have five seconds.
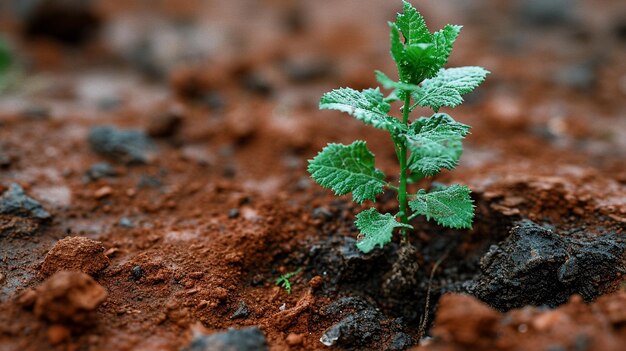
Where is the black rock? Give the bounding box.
[0,183,50,220]
[386,332,413,351]
[88,126,156,164]
[320,297,384,348]
[469,220,626,311]
[183,326,268,351]
[230,301,250,319]
[84,162,118,182]
[130,266,143,281]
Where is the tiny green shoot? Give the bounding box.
[308,1,489,253]
[275,268,301,294]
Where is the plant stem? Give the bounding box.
[397,93,411,231]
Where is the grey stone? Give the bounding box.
[183,326,267,351]
[230,301,250,320]
[88,126,156,164]
[84,162,118,182]
[0,183,50,220]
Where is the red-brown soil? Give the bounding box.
[0,0,625,350]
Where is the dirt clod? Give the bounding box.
[429,293,502,348]
[40,236,110,277]
[34,270,107,324]
[182,326,268,351]
[470,220,626,310]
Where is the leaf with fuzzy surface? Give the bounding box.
[320,88,403,132]
[409,184,474,229]
[413,67,490,111]
[389,3,462,84]
[308,141,386,204]
[431,25,462,70]
[404,113,470,176]
[375,70,419,92]
[396,1,432,45]
[355,208,413,253]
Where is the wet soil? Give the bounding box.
[0,0,625,350]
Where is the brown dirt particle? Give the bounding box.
[431,294,500,346]
[47,324,70,345]
[309,275,323,289]
[286,333,304,346]
[34,270,108,323]
[94,186,113,199]
[40,236,110,277]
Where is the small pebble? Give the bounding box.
[228,208,240,218]
[118,217,134,228]
[130,266,143,281]
[94,186,113,199]
[47,325,70,345]
[230,301,250,319]
[286,333,304,346]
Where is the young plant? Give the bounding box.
[275,269,301,294]
[308,1,489,253]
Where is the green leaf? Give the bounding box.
[396,1,432,45]
[355,208,413,253]
[320,87,403,132]
[432,25,462,70]
[405,113,470,176]
[389,3,459,84]
[413,87,463,112]
[375,70,419,92]
[409,184,474,229]
[413,67,490,111]
[308,141,386,204]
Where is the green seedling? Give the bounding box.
[275,268,301,294]
[308,1,489,253]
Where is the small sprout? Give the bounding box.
[275,268,301,294]
[308,1,489,253]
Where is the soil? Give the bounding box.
[0,0,625,350]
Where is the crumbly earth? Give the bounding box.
[0,0,625,350]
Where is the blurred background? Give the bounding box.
[0,0,624,175]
